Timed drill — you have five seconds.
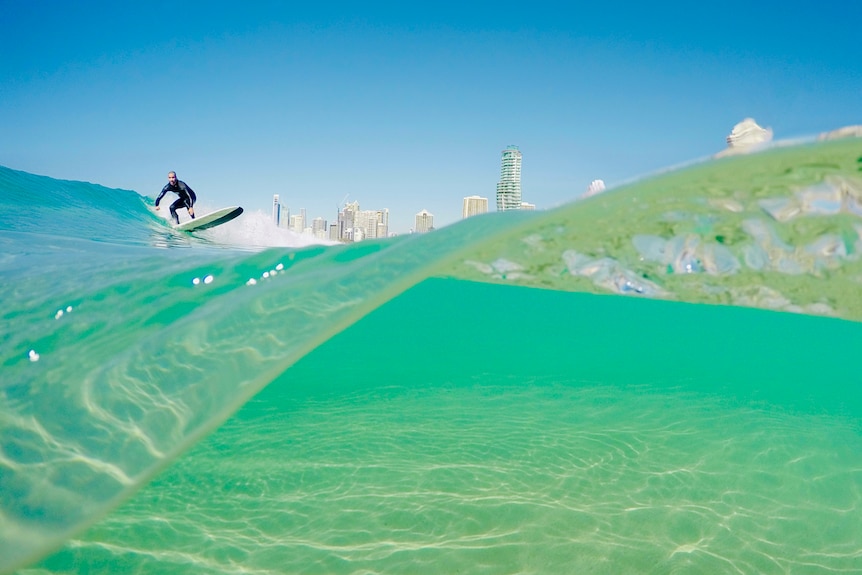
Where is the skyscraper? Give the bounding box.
[337,201,359,241]
[355,208,389,239]
[272,194,281,226]
[585,179,606,197]
[333,202,389,241]
[414,209,434,233]
[369,208,389,239]
[462,195,489,219]
[311,217,327,239]
[496,145,522,211]
[272,194,289,228]
[289,214,304,233]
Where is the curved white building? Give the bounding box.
[496,145,522,211]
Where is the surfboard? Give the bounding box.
[175,206,243,232]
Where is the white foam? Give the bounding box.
[193,207,336,249]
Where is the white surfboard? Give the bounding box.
[175,206,243,232]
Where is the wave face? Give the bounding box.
[2,138,862,574]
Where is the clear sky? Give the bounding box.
[1,1,859,234]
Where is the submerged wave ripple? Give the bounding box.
[28,380,862,574]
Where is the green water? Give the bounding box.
[5,138,862,573]
[24,280,862,574]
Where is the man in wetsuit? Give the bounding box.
[155,171,197,225]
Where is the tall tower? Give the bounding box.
[272,194,289,228]
[496,145,522,211]
[462,195,489,219]
[312,217,327,239]
[414,209,434,233]
[290,214,304,233]
[272,194,281,226]
[338,201,360,241]
[373,208,389,239]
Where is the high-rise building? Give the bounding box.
[337,200,360,241]
[272,194,289,228]
[272,194,281,226]
[414,209,434,233]
[312,217,328,239]
[496,145,522,211]
[289,214,304,233]
[584,179,606,197]
[334,202,389,241]
[355,210,374,239]
[350,208,389,239]
[462,195,489,219]
[371,208,389,239]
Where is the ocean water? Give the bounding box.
[2,137,862,574]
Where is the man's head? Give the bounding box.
[167,171,177,184]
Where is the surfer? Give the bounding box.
[155,171,197,225]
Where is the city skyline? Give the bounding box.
[271,147,516,240]
[270,146,514,240]
[273,193,481,239]
[1,3,859,235]
[274,196,394,241]
[269,143,522,239]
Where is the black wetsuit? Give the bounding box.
[155,180,197,224]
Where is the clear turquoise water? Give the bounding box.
[2,139,862,574]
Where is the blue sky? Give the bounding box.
[1,1,860,233]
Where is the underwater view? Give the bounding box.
[2,135,862,574]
